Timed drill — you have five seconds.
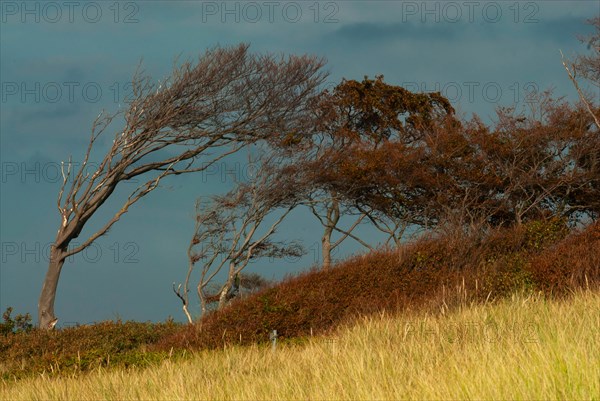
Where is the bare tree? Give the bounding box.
[39,44,326,329]
[573,16,600,87]
[174,153,303,321]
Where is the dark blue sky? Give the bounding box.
[1,1,597,325]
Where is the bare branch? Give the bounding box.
[184,150,303,317]
[172,283,193,324]
[331,213,372,250]
[560,50,600,130]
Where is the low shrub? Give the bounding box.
[0,320,182,380]
[156,218,595,352]
[0,307,33,336]
[529,221,600,293]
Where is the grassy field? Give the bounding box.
[2,290,598,400]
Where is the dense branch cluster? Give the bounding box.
[174,153,304,321]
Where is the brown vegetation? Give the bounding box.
[0,321,181,380]
[9,18,598,382]
[2,220,598,381]
[156,219,599,351]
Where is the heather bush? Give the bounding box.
[0,308,33,336]
[0,320,182,380]
[528,221,599,293]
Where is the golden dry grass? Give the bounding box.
[2,290,598,400]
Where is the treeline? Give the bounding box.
[28,17,599,327]
[176,19,599,320]
[296,81,600,231]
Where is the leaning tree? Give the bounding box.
[39,44,326,329]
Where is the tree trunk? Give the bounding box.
[38,245,67,329]
[218,262,236,309]
[321,198,339,271]
[199,288,207,319]
[200,299,207,318]
[217,287,229,310]
[322,225,333,271]
[181,304,193,324]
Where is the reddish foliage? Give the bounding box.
[308,90,600,229]
[155,220,599,351]
[529,221,600,293]
[0,320,181,380]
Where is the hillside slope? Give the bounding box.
[2,220,597,381]
[158,219,599,350]
[3,290,598,400]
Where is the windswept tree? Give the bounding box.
[174,152,303,322]
[469,97,599,225]
[310,140,443,241]
[323,95,599,232]
[39,44,326,329]
[286,76,456,265]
